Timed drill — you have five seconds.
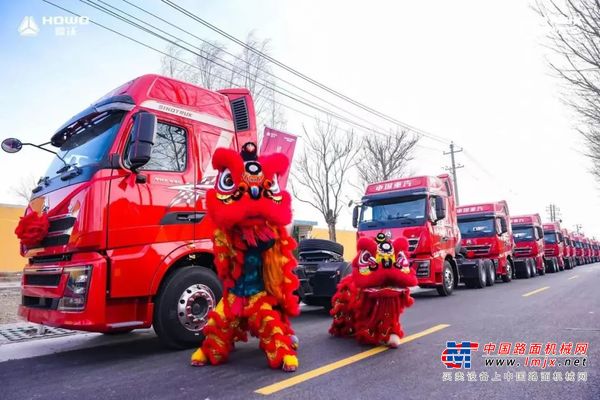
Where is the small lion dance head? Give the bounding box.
[330,233,417,347]
[353,232,418,292]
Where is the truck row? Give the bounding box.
[3,75,597,349]
[295,174,599,306]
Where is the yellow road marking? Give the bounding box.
[522,286,550,297]
[568,275,579,280]
[255,323,450,395]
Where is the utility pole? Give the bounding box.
[575,224,582,234]
[444,141,464,205]
[546,204,561,222]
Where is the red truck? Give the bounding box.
[592,239,600,263]
[510,214,544,277]
[582,236,592,264]
[543,222,565,272]
[561,229,576,269]
[1,74,259,348]
[351,174,463,296]
[456,201,514,282]
[572,234,585,265]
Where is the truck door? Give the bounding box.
[106,114,198,298]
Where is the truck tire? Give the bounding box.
[501,260,513,283]
[465,262,486,289]
[298,239,344,257]
[436,261,455,296]
[153,266,222,349]
[529,259,537,277]
[485,260,495,286]
[521,261,531,279]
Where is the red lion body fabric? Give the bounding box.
[329,233,418,347]
[191,142,300,372]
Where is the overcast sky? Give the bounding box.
[1,0,598,237]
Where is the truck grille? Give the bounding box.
[465,244,491,255]
[514,247,531,256]
[544,249,555,256]
[29,215,75,249]
[408,238,419,252]
[416,263,430,278]
[24,274,61,287]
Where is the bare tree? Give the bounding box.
[159,33,286,131]
[160,42,187,78]
[357,129,420,188]
[536,0,600,180]
[10,174,38,205]
[292,118,361,241]
[188,41,228,90]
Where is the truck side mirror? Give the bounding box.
[352,205,359,229]
[126,112,156,171]
[434,196,446,221]
[2,138,23,153]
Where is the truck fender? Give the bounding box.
[150,239,214,295]
[446,255,459,286]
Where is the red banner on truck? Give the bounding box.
[259,127,297,189]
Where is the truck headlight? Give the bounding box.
[58,266,92,311]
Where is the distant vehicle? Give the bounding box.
[294,239,350,309]
[582,236,593,264]
[352,174,465,296]
[561,229,576,269]
[457,201,514,282]
[592,239,600,263]
[543,222,565,272]
[572,234,585,265]
[510,214,544,277]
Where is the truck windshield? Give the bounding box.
[359,195,427,228]
[544,233,558,244]
[513,227,534,242]
[45,111,125,178]
[458,217,495,238]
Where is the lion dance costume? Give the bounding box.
[191,142,300,372]
[329,233,417,347]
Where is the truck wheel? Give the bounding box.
[529,259,537,277]
[153,266,222,349]
[436,261,455,296]
[298,239,344,257]
[501,261,513,283]
[467,262,486,289]
[485,260,495,286]
[538,261,545,276]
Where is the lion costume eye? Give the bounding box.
[218,168,235,193]
[358,250,372,266]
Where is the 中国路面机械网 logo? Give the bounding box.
[441,341,480,369]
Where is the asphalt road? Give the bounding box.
[1,264,599,400]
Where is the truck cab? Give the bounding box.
[510,214,544,277]
[582,237,592,264]
[457,201,514,282]
[543,222,565,272]
[352,174,460,296]
[4,74,258,348]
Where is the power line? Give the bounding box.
[101,0,414,140]
[161,0,451,145]
[72,0,445,152]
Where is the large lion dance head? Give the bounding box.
[206,142,292,232]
